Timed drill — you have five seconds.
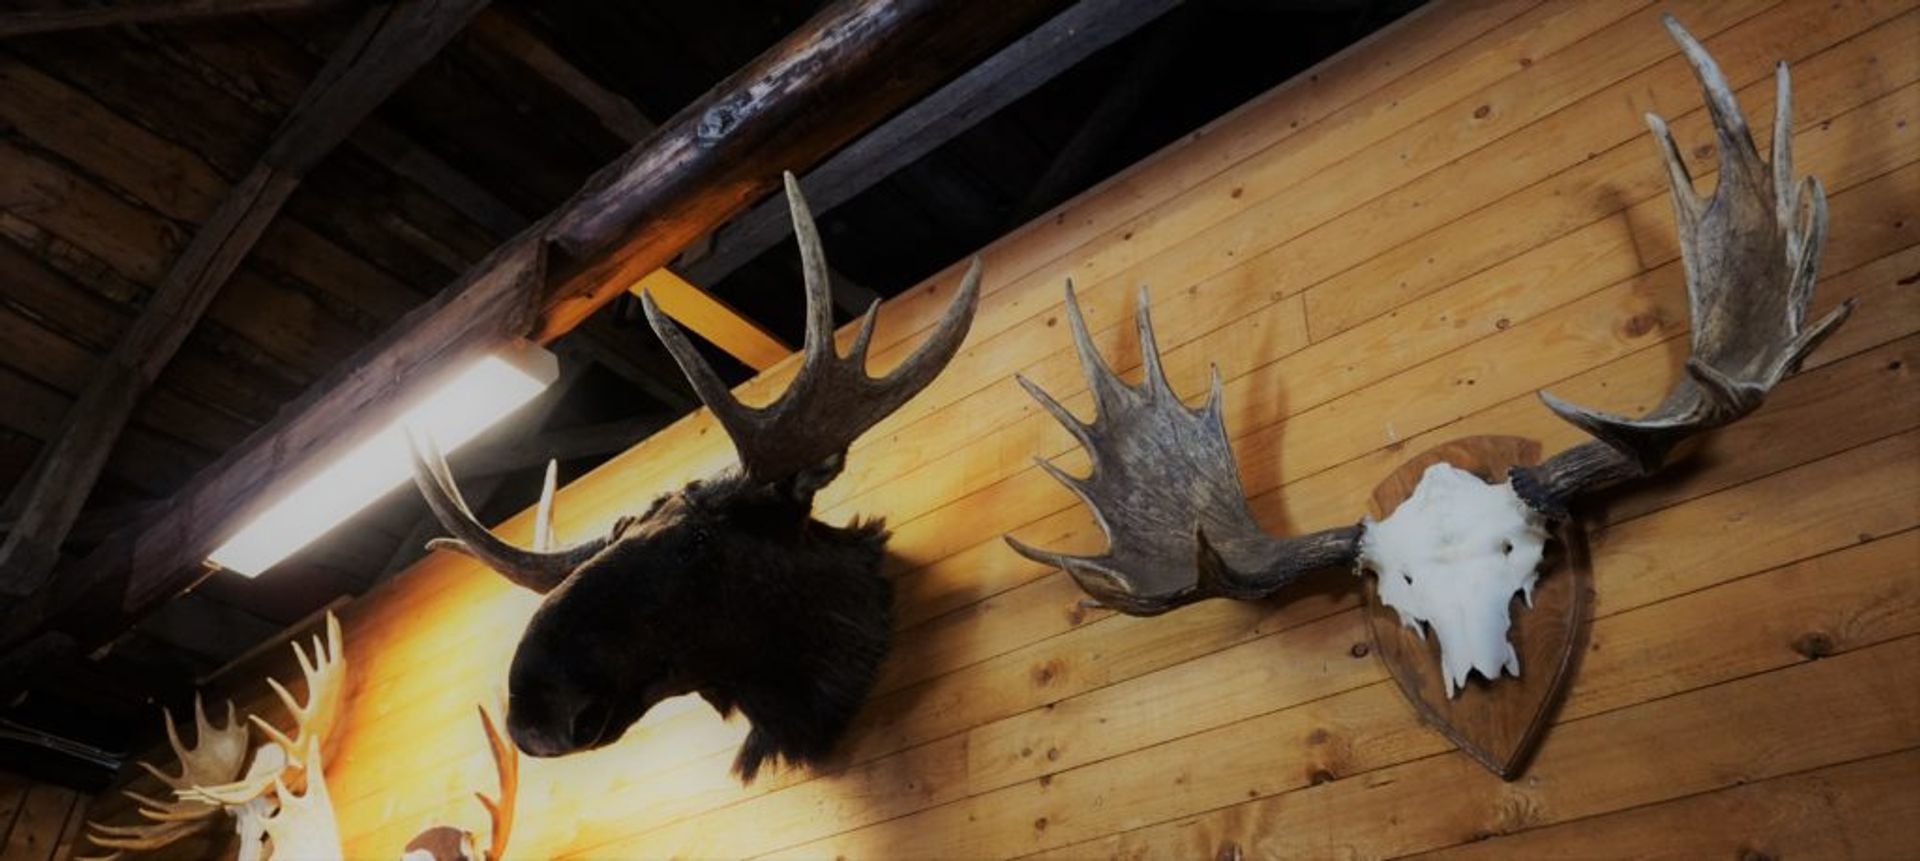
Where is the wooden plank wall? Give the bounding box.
[84,0,1920,857]
[1,774,86,861]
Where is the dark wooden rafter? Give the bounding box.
[1014,9,1190,220]
[678,0,1184,290]
[0,0,336,38]
[1,0,1070,655]
[465,8,798,372]
[0,0,489,598]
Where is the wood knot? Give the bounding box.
[1033,816,1049,832]
[1620,313,1658,338]
[1308,768,1335,786]
[1046,746,1061,762]
[1792,632,1835,660]
[1031,660,1063,686]
[1306,728,1330,745]
[1350,642,1370,658]
[1473,104,1491,119]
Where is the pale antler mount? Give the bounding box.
[78,696,249,859]
[81,614,348,861]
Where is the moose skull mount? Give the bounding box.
[79,615,347,861]
[1007,17,1851,776]
[411,173,981,781]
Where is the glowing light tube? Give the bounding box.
[208,343,557,577]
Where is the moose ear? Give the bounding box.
[787,452,847,504]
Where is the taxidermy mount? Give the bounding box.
[410,173,981,781]
[1007,16,1849,774]
[80,615,346,861]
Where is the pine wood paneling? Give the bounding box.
[87,2,1919,857]
[0,777,85,861]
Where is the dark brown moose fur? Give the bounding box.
[505,469,890,781]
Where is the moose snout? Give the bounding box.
[508,697,610,758]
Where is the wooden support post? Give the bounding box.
[0,0,335,37]
[628,269,792,372]
[0,0,489,598]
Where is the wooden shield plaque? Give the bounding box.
[1361,435,1592,779]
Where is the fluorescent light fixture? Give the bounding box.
[208,342,558,577]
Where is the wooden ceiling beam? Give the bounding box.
[0,0,488,599]
[678,0,1184,290]
[0,0,336,38]
[2,0,1068,658]
[465,9,800,373]
[466,7,656,144]
[1014,8,1190,221]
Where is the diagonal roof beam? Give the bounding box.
[0,0,490,598]
[466,7,795,371]
[678,0,1185,291]
[1,0,1070,656]
[0,0,338,37]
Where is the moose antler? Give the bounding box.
[254,737,343,860]
[643,171,982,488]
[182,614,347,807]
[1509,16,1852,516]
[408,435,618,593]
[1005,285,1361,615]
[404,705,519,861]
[79,696,249,860]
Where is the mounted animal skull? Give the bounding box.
[411,173,980,780]
[1008,17,1850,693]
[80,615,347,861]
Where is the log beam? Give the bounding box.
[1,0,1067,654]
[678,0,1184,290]
[0,0,334,38]
[466,9,798,372]
[0,0,488,598]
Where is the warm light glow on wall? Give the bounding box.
[208,343,558,577]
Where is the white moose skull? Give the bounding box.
[1357,462,1550,697]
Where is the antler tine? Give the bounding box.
[1512,16,1855,517]
[84,818,209,851]
[788,172,838,365]
[1006,286,1360,615]
[1062,280,1131,415]
[405,429,608,593]
[476,704,518,861]
[644,170,983,486]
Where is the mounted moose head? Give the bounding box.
[1007,17,1851,679]
[410,173,981,780]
